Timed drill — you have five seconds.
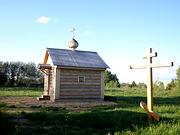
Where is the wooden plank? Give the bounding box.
[60,80,101,84]
[59,75,100,80]
[59,75,78,79]
[60,82,101,85]
[60,85,101,89]
[60,84,101,88]
[101,71,104,99]
[60,92,101,96]
[60,78,78,82]
[60,73,101,78]
[85,80,101,83]
[43,50,49,64]
[60,78,101,82]
[59,95,100,99]
[59,67,105,71]
[60,68,100,73]
[60,89,101,92]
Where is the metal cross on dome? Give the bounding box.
[70,27,76,38]
[130,48,173,121]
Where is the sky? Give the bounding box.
[0,0,180,84]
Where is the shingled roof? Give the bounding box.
[45,48,109,69]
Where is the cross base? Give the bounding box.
[140,101,160,121]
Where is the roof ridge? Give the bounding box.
[47,48,97,53]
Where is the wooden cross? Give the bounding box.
[130,48,173,121]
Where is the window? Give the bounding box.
[78,76,85,83]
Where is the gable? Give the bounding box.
[43,50,53,65]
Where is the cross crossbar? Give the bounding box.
[143,51,157,59]
[130,65,146,69]
[130,62,173,69]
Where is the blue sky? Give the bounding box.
[0,0,179,84]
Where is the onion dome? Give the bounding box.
[68,38,79,51]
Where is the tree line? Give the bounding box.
[105,68,180,91]
[104,70,147,89]
[0,61,180,90]
[0,62,43,87]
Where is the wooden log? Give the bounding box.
[60,82,101,85]
[60,89,101,93]
[60,85,101,89]
[59,95,101,99]
[60,69,100,74]
[60,92,101,96]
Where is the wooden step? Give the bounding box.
[37,95,50,101]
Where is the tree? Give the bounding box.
[20,62,43,86]
[106,80,120,88]
[3,62,25,86]
[154,80,165,91]
[2,62,43,86]
[166,79,176,90]
[0,71,7,86]
[0,63,7,86]
[131,81,137,87]
[176,66,180,90]
[104,70,120,88]
[137,82,147,89]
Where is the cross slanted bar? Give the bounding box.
[130,48,173,121]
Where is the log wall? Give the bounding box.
[58,68,103,99]
[49,67,55,100]
[44,70,49,95]
[43,68,54,100]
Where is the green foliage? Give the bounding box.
[1,62,43,86]
[153,80,165,91]
[131,81,137,87]
[0,72,7,86]
[166,79,177,90]
[137,82,147,89]
[176,66,180,90]
[106,80,120,88]
[120,82,146,89]
[104,70,120,88]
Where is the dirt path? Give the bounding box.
[0,97,116,111]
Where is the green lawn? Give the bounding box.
[0,87,180,135]
[0,87,43,97]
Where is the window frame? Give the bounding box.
[78,76,85,83]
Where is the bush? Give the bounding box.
[106,81,120,88]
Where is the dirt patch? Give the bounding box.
[0,97,116,111]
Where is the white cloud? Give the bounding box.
[36,16,52,24]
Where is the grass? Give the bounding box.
[0,87,180,135]
[0,87,43,97]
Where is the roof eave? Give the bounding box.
[56,65,107,71]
